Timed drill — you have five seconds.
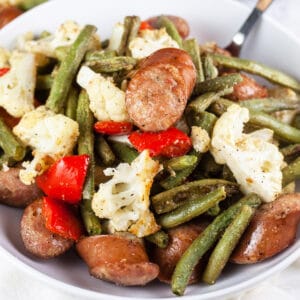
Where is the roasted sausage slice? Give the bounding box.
[231,193,300,264]
[21,199,74,258]
[146,15,190,39]
[151,221,208,284]
[76,234,159,286]
[0,6,22,29]
[126,48,196,132]
[0,168,43,208]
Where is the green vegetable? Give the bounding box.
[203,54,218,80]
[145,230,169,248]
[282,157,300,187]
[85,50,117,61]
[36,74,53,90]
[110,141,139,163]
[19,0,47,11]
[95,135,116,166]
[165,155,198,172]
[65,87,78,120]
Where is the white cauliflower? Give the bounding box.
[0,47,10,68]
[210,104,283,203]
[18,21,100,58]
[191,126,210,153]
[92,150,161,237]
[13,106,79,184]
[107,22,125,51]
[77,66,129,122]
[0,51,36,118]
[129,28,179,59]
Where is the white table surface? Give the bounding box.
[0,0,300,299]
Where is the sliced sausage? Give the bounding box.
[76,234,159,286]
[20,199,74,258]
[126,48,196,132]
[151,221,208,284]
[231,193,300,264]
[228,73,268,101]
[0,168,43,208]
[146,15,190,39]
[0,6,22,29]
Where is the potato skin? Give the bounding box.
[20,199,74,259]
[0,168,43,208]
[0,6,22,29]
[151,221,208,284]
[76,234,159,286]
[231,193,300,264]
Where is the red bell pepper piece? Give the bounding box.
[43,197,83,241]
[36,155,90,204]
[94,120,133,135]
[0,67,10,77]
[139,21,154,31]
[128,127,192,158]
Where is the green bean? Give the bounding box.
[171,193,262,296]
[76,90,101,235]
[197,152,223,178]
[54,46,69,61]
[206,204,221,217]
[85,49,117,61]
[19,0,47,10]
[0,118,26,162]
[203,54,218,80]
[159,187,226,228]
[187,111,218,135]
[249,111,300,143]
[282,157,300,187]
[202,205,255,285]
[126,16,141,57]
[292,113,300,129]
[165,155,198,172]
[280,144,300,163]
[240,98,300,113]
[86,56,137,73]
[95,135,116,166]
[110,141,139,163]
[209,53,300,92]
[193,73,243,95]
[152,178,239,214]
[36,74,53,90]
[65,87,79,120]
[183,38,204,83]
[209,98,233,115]
[46,25,97,113]
[157,16,183,48]
[145,230,169,248]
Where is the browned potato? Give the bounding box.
[0,168,43,208]
[0,6,22,29]
[21,199,74,258]
[229,73,268,101]
[151,221,208,284]
[146,15,190,39]
[76,234,159,286]
[231,193,300,264]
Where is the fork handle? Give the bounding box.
[256,0,274,12]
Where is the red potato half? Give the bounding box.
[20,199,74,259]
[76,234,159,286]
[151,221,208,284]
[231,193,300,264]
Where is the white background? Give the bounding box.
[0,0,300,299]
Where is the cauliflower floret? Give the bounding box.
[18,21,100,58]
[92,150,161,237]
[0,51,36,118]
[191,126,210,153]
[107,22,125,51]
[210,104,283,203]
[13,106,79,184]
[129,28,179,59]
[77,66,129,122]
[0,47,10,68]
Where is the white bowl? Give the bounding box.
[0,0,299,299]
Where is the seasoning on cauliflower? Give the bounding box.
[0,51,36,118]
[129,28,179,59]
[0,47,10,68]
[191,126,210,153]
[210,104,283,203]
[13,106,79,184]
[92,150,161,237]
[77,66,129,122]
[17,21,100,58]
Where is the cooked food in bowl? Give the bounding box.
[0,13,299,297]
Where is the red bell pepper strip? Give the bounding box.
[94,120,133,135]
[36,155,90,204]
[128,127,192,158]
[139,21,154,31]
[43,197,83,241]
[0,67,10,77]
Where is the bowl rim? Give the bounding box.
[1,0,300,299]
